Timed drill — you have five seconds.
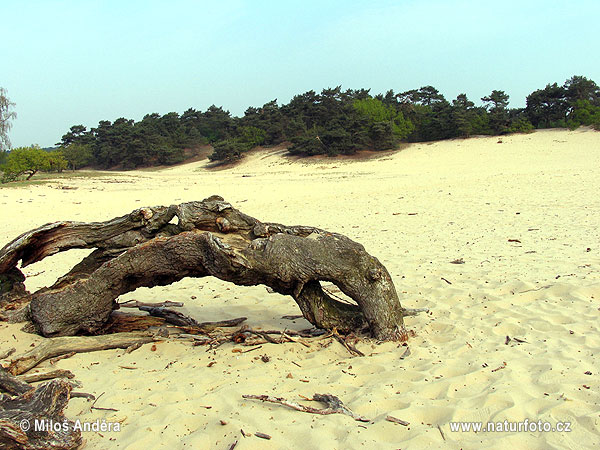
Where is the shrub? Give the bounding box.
[1,145,51,182]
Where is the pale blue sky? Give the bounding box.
[3,0,599,148]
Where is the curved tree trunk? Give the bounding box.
[0,196,407,340]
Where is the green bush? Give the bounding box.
[507,117,535,133]
[208,139,251,163]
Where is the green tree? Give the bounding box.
[47,150,68,172]
[451,94,477,137]
[61,143,94,170]
[353,97,414,149]
[566,100,600,129]
[482,90,510,134]
[59,125,93,147]
[564,75,600,107]
[240,126,267,147]
[1,145,50,182]
[1,87,17,152]
[525,83,568,128]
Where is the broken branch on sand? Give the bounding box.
[118,299,184,308]
[6,332,156,375]
[17,368,75,383]
[242,393,369,422]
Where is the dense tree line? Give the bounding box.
[1,76,599,179]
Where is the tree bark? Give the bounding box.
[0,377,82,450]
[0,195,407,340]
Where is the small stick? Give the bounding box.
[344,338,364,357]
[139,307,201,327]
[71,391,96,400]
[125,342,143,354]
[242,346,262,353]
[333,331,364,357]
[92,392,104,407]
[18,369,75,383]
[402,307,430,316]
[227,441,238,450]
[118,300,184,308]
[441,277,452,285]
[437,424,446,440]
[491,362,507,372]
[281,332,311,348]
[245,329,281,344]
[90,392,119,411]
[92,405,119,412]
[255,432,271,440]
[242,393,369,422]
[49,351,76,365]
[386,415,409,426]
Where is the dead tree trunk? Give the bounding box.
[0,370,82,450]
[0,196,407,340]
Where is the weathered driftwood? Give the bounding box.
[7,332,155,375]
[0,366,33,396]
[0,195,407,340]
[17,370,75,384]
[0,376,81,450]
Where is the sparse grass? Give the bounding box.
[0,170,119,188]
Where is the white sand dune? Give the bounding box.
[1,128,599,449]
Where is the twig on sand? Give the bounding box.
[402,307,430,316]
[333,330,364,357]
[281,315,304,320]
[71,391,96,401]
[49,352,76,365]
[91,392,119,412]
[437,424,446,440]
[18,368,75,383]
[118,300,184,309]
[386,415,409,426]
[491,362,507,372]
[242,393,370,422]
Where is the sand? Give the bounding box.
[1,128,599,449]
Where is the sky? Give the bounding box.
[2,0,599,148]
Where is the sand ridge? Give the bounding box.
[0,128,599,448]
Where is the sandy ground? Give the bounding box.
[1,128,599,449]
